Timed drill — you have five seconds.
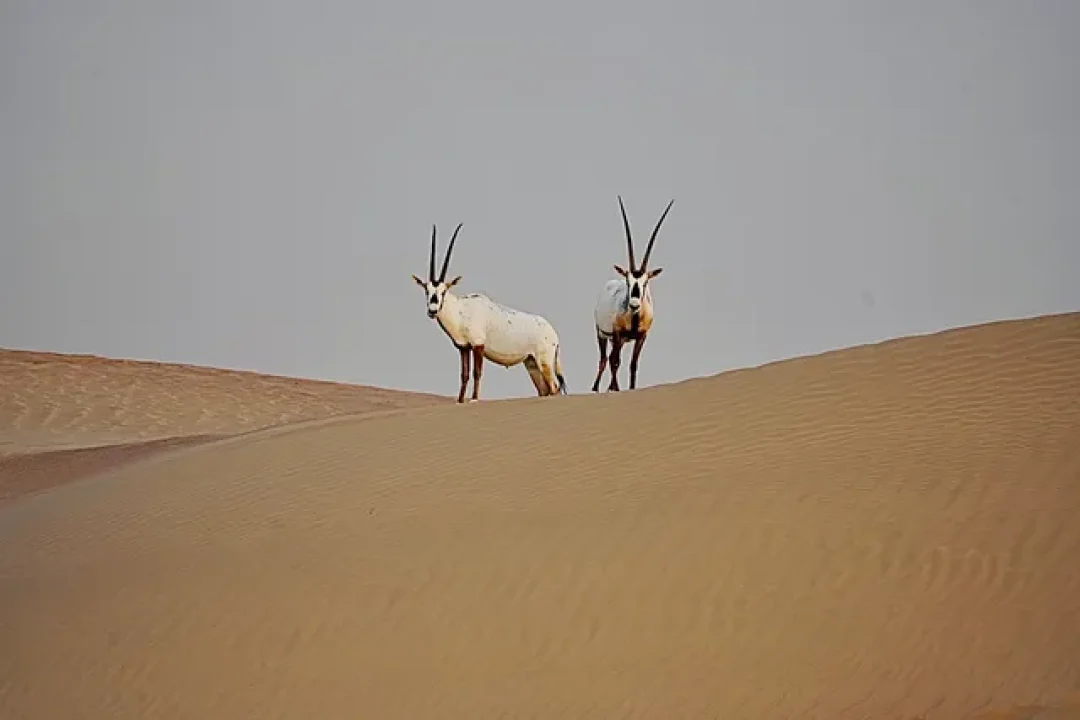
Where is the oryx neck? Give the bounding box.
[435,289,466,343]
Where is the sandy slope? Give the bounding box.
[0,349,449,501]
[1,313,1079,719]
[0,349,449,453]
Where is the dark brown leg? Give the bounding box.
[629,333,647,390]
[607,334,624,392]
[471,345,485,401]
[457,347,470,404]
[591,335,608,392]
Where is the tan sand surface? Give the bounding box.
[0,349,449,502]
[1,313,1079,719]
[0,349,449,453]
[0,434,224,505]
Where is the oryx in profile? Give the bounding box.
[591,195,674,392]
[412,223,568,403]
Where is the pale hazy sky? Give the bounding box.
[2,1,1078,399]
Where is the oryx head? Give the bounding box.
[613,195,674,313]
[411,222,464,319]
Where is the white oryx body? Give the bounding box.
[594,277,655,340]
[413,222,567,402]
[591,196,674,393]
[435,290,565,395]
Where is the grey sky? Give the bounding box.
[2,1,1078,400]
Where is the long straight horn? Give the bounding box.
[640,199,674,271]
[617,195,636,272]
[438,222,464,283]
[429,224,438,282]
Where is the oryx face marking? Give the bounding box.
[419,280,450,318]
[614,268,658,314]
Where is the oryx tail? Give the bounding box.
[555,343,568,395]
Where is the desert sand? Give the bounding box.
[0,349,449,503]
[1,313,1079,719]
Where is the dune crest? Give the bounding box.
[1,312,1079,719]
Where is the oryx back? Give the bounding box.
[458,293,559,368]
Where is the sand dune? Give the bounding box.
[0,349,450,453]
[0,349,449,502]
[1,313,1079,719]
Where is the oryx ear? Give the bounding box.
[614,264,628,277]
[411,274,427,287]
[446,275,462,288]
[647,267,664,279]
